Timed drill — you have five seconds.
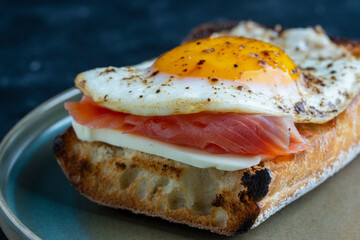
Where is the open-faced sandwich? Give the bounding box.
[53,21,360,235]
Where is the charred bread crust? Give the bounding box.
[183,21,238,44]
[241,169,271,201]
[331,37,360,57]
[53,22,360,235]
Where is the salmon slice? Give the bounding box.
[65,96,308,156]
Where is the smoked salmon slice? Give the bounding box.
[65,96,308,156]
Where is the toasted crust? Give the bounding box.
[53,23,360,235]
[53,93,360,235]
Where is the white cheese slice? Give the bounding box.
[72,120,261,171]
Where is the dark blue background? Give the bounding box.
[1,0,360,239]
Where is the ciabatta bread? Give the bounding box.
[53,22,360,235]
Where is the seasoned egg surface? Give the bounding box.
[76,22,360,123]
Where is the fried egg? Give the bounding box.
[76,22,360,123]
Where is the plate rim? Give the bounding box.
[0,88,80,240]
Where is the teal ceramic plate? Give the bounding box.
[0,88,359,240]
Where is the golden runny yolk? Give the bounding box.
[153,37,299,85]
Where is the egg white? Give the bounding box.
[76,22,360,123]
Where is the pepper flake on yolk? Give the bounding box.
[153,37,300,85]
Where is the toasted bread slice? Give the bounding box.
[53,92,360,235]
[53,23,360,235]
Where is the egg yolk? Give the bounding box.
[153,37,299,85]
